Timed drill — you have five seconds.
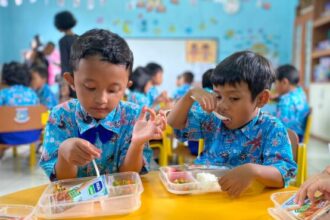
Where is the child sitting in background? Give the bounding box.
[39,29,166,180]
[188,68,215,155]
[30,66,58,109]
[274,65,309,142]
[127,66,153,107]
[0,62,40,158]
[168,51,297,197]
[172,71,194,100]
[0,62,39,106]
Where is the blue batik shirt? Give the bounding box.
[172,84,192,100]
[39,99,152,180]
[0,85,39,106]
[276,87,309,137]
[36,84,58,109]
[147,86,159,106]
[127,91,151,107]
[174,109,297,186]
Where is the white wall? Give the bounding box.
[126,38,214,95]
[309,84,330,141]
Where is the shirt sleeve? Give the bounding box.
[174,108,207,142]
[262,122,297,187]
[39,105,74,180]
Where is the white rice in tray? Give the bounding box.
[196,173,221,191]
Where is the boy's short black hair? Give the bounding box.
[70,29,134,75]
[276,64,299,85]
[46,41,55,47]
[129,67,151,93]
[182,71,194,84]
[31,65,48,80]
[2,62,31,86]
[211,51,275,100]
[54,11,77,31]
[202,68,214,89]
[145,62,163,77]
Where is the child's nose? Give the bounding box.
[95,91,107,104]
[218,100,229,112]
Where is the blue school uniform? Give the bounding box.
[127,91,151,107]
[36,84,58,109]
[174,109,297,186]
[39,99,152,180]
[172,84,191,100]
[147,86,159,106]
[0,85,39,106]
[276,87,309,139]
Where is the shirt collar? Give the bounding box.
[220,110,261,140]
[75,101,122,135]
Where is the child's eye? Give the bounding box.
[216,95,222,100]
[229,97,240,101]
[84,85,96,91]
[108,89,119,93]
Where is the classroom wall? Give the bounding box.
[0,8,9,64]
[0,0,298,65]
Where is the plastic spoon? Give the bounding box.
[190,96,230,121]
[92,159,100,177]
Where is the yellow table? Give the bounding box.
[0,171,296,220]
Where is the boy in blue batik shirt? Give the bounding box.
[274,65,309,142]
[168,51,297,197]
[30,66,58,109]
[39,29,166,180]
[172,71,194,100]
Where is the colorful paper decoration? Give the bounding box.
[0,0,8,7]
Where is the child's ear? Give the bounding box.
[127,80,133,88]
[256,90,270,108]
[63,72,76,91]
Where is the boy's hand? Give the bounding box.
[59,138,101,166]
[295,169,330,205]
[219,163,257,198]
[132,107,167,146]
[189,88,216,113]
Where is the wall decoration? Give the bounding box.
[57,0,64,7]
[73,0,80,8]
[15,0,23,6]
[223,0,240,14]
[99,0,106,6]
[185,27,193,34]
[123,21,132,34]
[168,24,176,33]
[186,40,217,63]
[87,0,95,10]
[96,16,104,24]
[0,0,8,7]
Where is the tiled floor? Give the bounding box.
[0,137,329,196]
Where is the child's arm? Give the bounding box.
[167,88,216,129]
[56,138,101,179]
[119,107,166,172]
[219,163,283,198]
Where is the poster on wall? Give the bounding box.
[186,40,218,63]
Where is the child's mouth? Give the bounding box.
[212,111,231,121]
